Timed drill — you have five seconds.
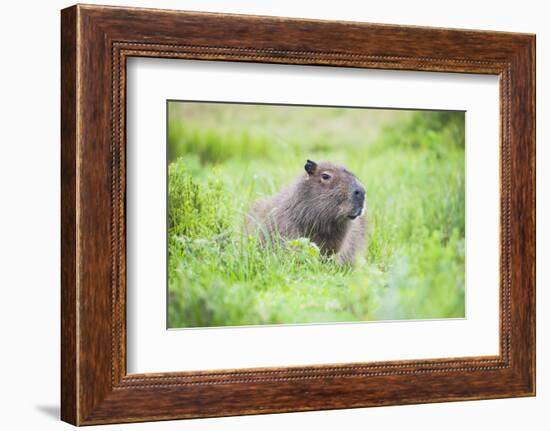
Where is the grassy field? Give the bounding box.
[167,102,465,328]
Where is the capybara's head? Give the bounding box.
[302,159,366,222]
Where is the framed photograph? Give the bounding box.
[61,4,535,425]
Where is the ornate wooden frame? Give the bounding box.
[61,4,535,425]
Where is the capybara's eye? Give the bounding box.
[321,173,331,181]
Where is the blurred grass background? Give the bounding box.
[167,102,465,328]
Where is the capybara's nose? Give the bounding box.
[353,187,365,204]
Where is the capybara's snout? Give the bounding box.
[349,183,365,218]
[353,186,365,206]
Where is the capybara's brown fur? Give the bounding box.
[246,160,367,264]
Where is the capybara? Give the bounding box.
[246,160,366,264]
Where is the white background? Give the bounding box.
[127,60,500,373]
[0,0,546,430]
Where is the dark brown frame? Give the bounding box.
[61,4,536,426]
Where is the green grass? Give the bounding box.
[167,103,465,328]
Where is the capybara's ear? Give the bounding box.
[305,159,318,176]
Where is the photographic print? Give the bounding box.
[60,6,536,423]
[167,101,465,328]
